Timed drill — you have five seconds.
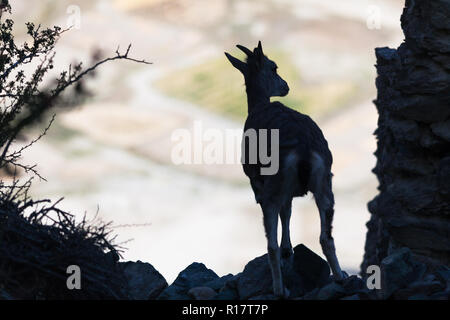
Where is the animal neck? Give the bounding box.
[245,85,270,113]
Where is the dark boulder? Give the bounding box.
[215,274,241,300]
[380,248,426,299]
[393,279,444,300]
[290,244,331,292]
[236,244,330,299]
[157,262,218,300]
[316,281,346,300]
[434,265,450,287]
[187,286,217,300]
[203,273,234,292]
[236,254,273,299]
[120,261,168,300]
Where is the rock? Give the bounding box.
[434,265,450,286]
[0,288,14,300]
[203,274,234,292]
[290,244,331,292]
[392,157,434,176]
[236,254,273,300]
[342,275,366,293]
[429,289,450,300]
[375,47,398,64]
[319,274,371,300]
[393,280,444,299]
[438,157,450,200]
[158,262,218,300]
[363,0,450,272]
[215,274,240,300]
[389,95,450,123]
[340,294,361,300]
[120,261,168,300]
[302,288,319,300]
[249,294,277,300]
[357,290,377,300]
[387,176,437,212]
[314,273,366,300]
[388,118,420,143]
[420,128,447,150]
[384,215,450,257]
[215,287,239,300]
[380,248,426,299]
[188,287,217,300]
[236,244,330,299]
[431,119,450,142]
[316,282,346,300]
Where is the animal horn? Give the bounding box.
[236,44,253,57]
[257,40,264,55]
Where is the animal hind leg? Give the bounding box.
[309,152,343,280]
[314,183,343,280]
[279,200,293,259]
[261,203,287,297]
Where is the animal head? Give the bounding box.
[225,41,289,98]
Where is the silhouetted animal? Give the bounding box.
[225,41,344,298]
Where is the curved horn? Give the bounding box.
[236,44,253,57]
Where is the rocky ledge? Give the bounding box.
[121,244,449,300]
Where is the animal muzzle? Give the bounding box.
[281,81,290,96]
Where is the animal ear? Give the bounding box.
[224,52,248,75]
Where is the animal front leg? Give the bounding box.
[279,201,293,259]
[262,204,287,298]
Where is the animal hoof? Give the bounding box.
[274,286,290,299]
[280,287,290,299]
[332,270,348,283]
[283,287,290,299]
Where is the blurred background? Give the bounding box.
[8,0,404,282]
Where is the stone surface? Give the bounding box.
[316,282,346,300]
[157,262,218,300]
[121,260,168,300]
[362,0,450,271]
[290,244,331,292]
[188,286,217,300]
[431,119,450,142]
[340,294,360,300]
[236,254,273,300]
[121,244,447,300]
[342,275,365,293]
[429,290,450,300]
[0,289,14,300]
[248,294,278,300]
[380,248,426,299]
[301,288,320,300]
[434,265,450,287]
[393,280,444,300]
[214,274,241,300]
[203,274,234,292]
[236,244,330,299]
